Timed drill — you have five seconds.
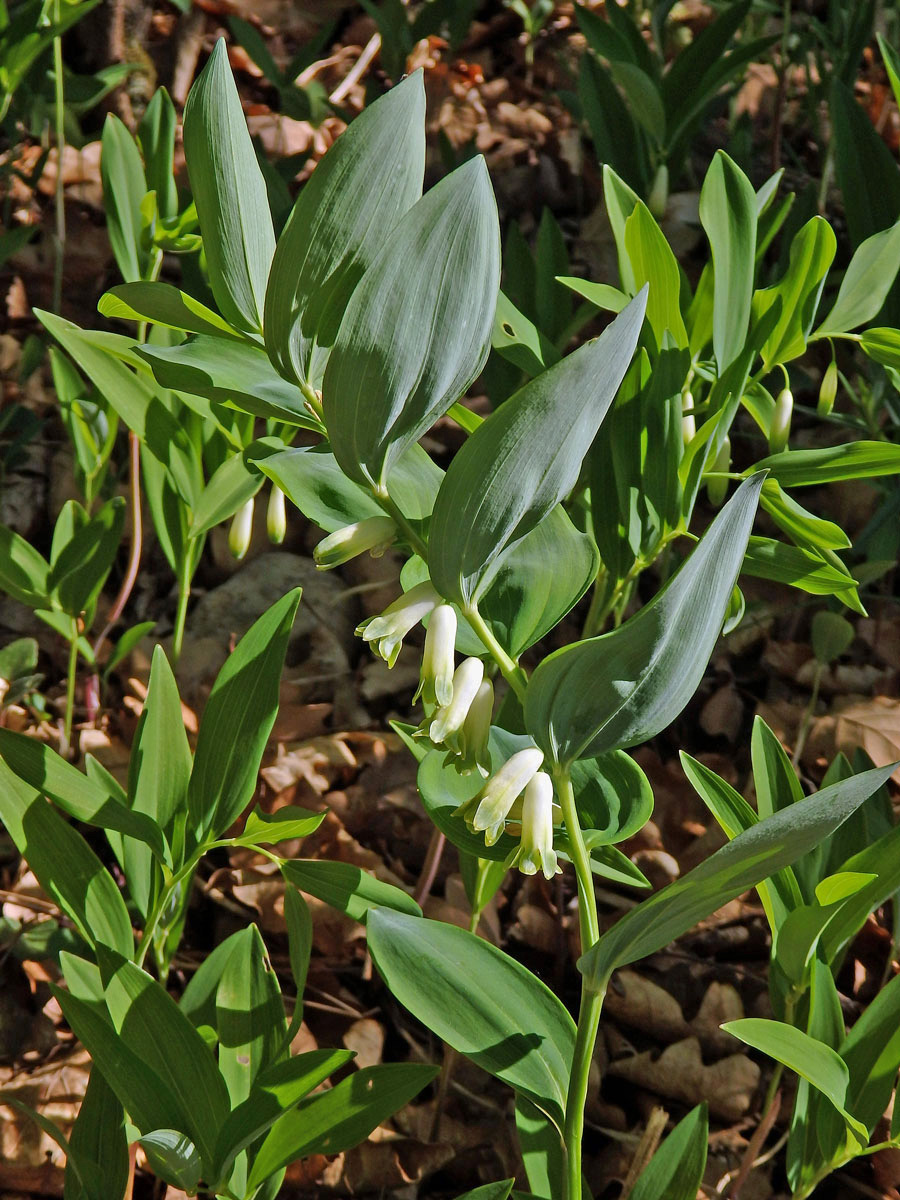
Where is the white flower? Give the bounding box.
[356,581,439,667]
[769,387,793,455]
[511,772,560,880]
[415,604,457,710]
[457,677,493,775]
[314,515,397,570]
[228,497,255,560]
[267,486,287,544]
[457,747,544,847]
[428,657,483,747]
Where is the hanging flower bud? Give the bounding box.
[356,581,439,667]
[456,747,544,847]
[267,485,287,544]
[314,516,396,570]
[228,497,254,560]
[818,358,837,417]
[769,387,793,455]
[648,163,669,219]
[428,657,484,749]
[415,604,458,710]
[706,435,730,507]
[457,677,494,776]
[512,772,560,880]
[681,390,696,444]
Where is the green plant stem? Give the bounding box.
[51,2,66,313]
[374,487,429,559]
[63,619,79,746]
[464,602,528,703]
[299,379,325,424]
[171,548,194,665]
[554,768,603,1200]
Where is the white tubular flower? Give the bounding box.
[769,387,793,455]
[415,604,458,710]
[267,486,287,544]
[356,581,440,667]
[228,497,255,560]
[428,657,483,747]
[314,515,396,570]
[681,390,696,444]
[461,747,544,847]
[457,677,494,775]
[512,772,560,880]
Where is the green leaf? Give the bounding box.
[556,277,629,314]
[572,752,653,846]
[492,289,560,376]
[579,762,896,990]
[429,291,647,607]
[189,446,267,539]
[139,1130,201,1193]
[0,760,133,956]
[812,611,855,665]
[188,589,301,841]
[699,151,756,371]
[283,885,312,1030]
[213,1050,353,1184]
[99,951,231,1168]
[247,1062,438,1189]
[741,537,860,601]
[820,822,900,963]
[524,475,763,766]
[759,479,850,553]
[137,86,178,221]
[281,859,421,921]
[229,805,325,848]
[64,1070,129,1200]
[99,283,239,339]
[0,524,49,607]
[182,39,275,333]
[755,441,900,486]
[264,71,425,386]
[514,1096,567,1200]
[754,216,836,368]
[628,1103,708,1200]
[49,497,125,618]
[323,155,500,490]
[454,1183,515,1200]
[368,909,575,1128]
[138,336,319,428]
[815,220,900,336]
[100,114,147,283]
[216,925,285,1109]
[860,326,900,370]
[722,1019,867,1141]
[623,206,686,348]
[0,728,166,858]
[842,971,900,1135]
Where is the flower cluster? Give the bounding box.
[320,528,561,878]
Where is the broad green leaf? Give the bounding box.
[812,611,855,665]
[216,925,285,1110]
[259,442,443,532]
[623,205,686,348]
[138,336,319,428]
[104,621,156,678]
[755,441,900,486]
[264,71,425,386]
[0,760,133,956]
[229,806,324,848]
[455,1183,515,1200]
[723,1019,867,1141]
[213,1050,353,1183]
[842,971,900,1135]
[699,150,756,371]
[492,289,560,376]
[820,822,900,963]
[190,447,268,539]
[572,752,653,846]
[182,39,275,333]
[860,326,900,370]
[179,930,245,1030]
[188,589,301,841]
[524,475,763,766]
[284,885,312,1027]
[99,283,239,339]
[581,61,646,200]
[815,220,900,336]
[556,277,628,313]
[369,910,575,1127]
[247,1062,438,1189]
[429,291,647,607]
[281,859,421,920]
[100,951,231,1168]
[64,1070,128,1200]
[137,86,178,221]
[323,155,500,490]
[514,1096,568,1200]
[139,1131,201,1193]
[579,763,896,990]
[754,217,836,368]
[609,61,664,140]
[100,114,147,283]
[0,729,165,858]
[879,34,900,110]
[628,1103,708,1200]
[742,537,859,601]
[0,524,49,607]
[50,497,125,618]
[759,480,850,553]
